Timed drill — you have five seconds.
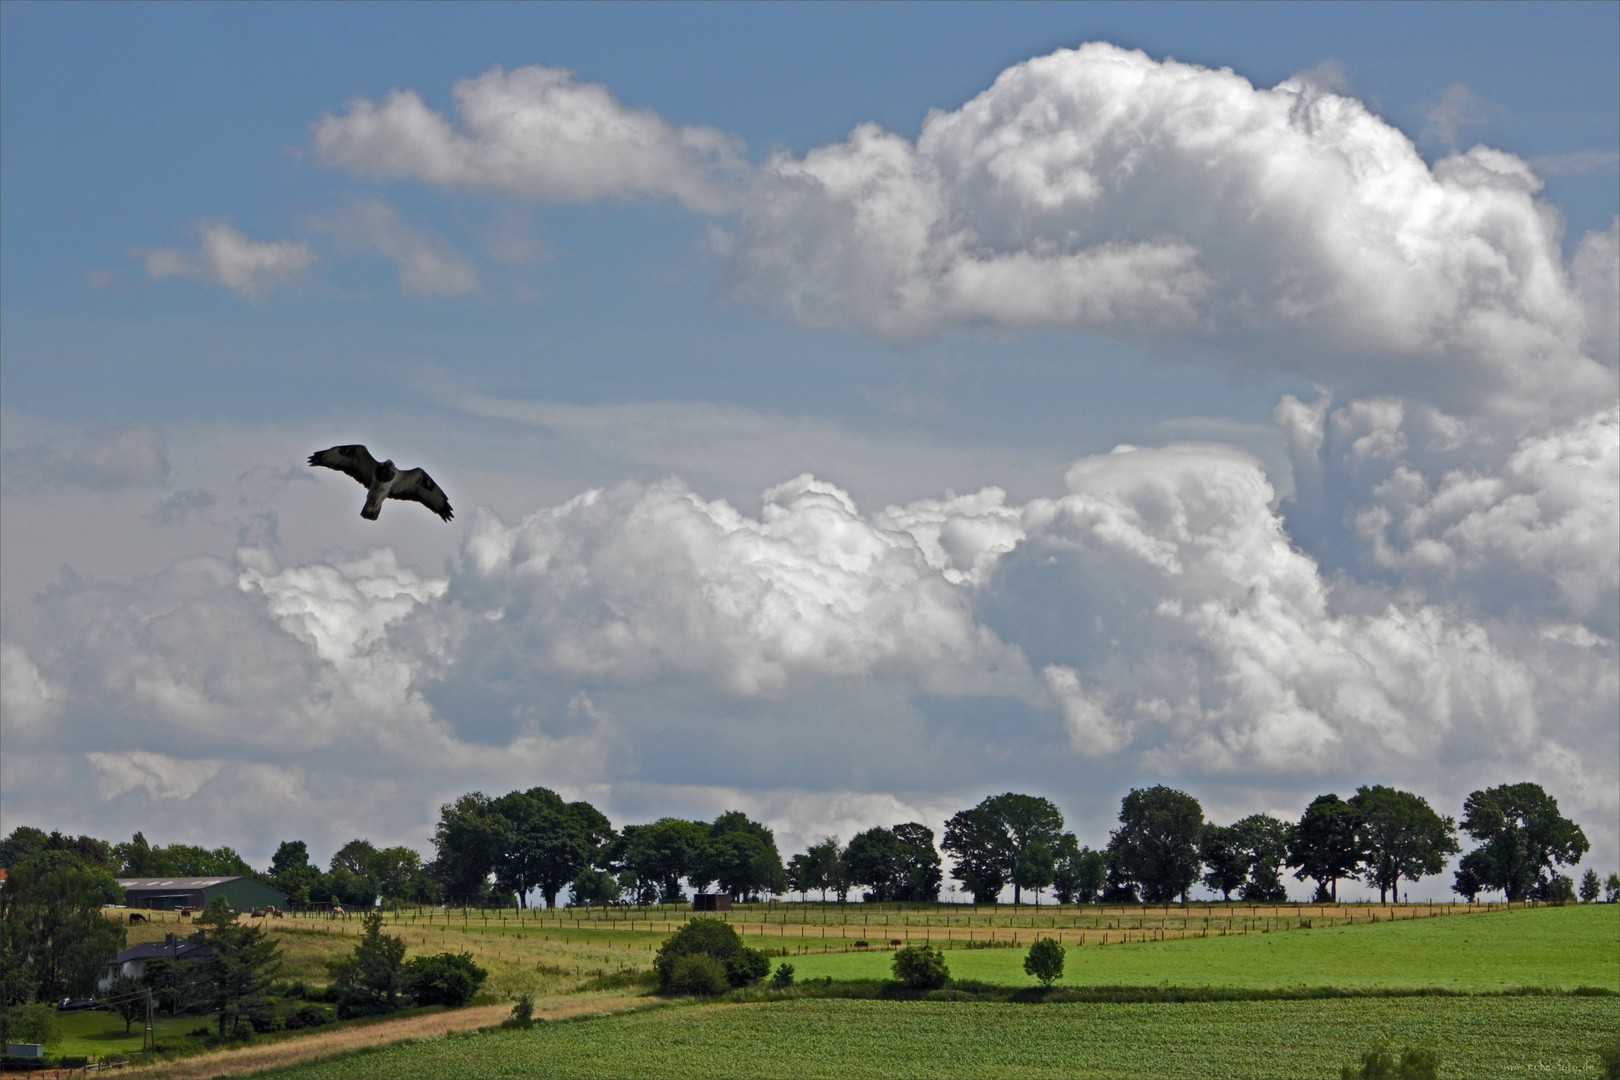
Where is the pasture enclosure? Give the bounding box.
[263,996,1619,1080]
[114,900,1615,1000]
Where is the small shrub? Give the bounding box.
[1600,1038,1620,1080]
[770,963,796,988]
[725,946,770,988]
[282,1004,334,1030]
[186,1026,212,1038]
[667,954,729,996]
[891,944,950,991]
[405,952,488,1008]
[1341,1044,1439,1080]
[1023,937,1066,987]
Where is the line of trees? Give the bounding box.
[0,778,1605,945]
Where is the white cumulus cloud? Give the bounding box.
[137,220,316,300]
[310,65,744,213]
[306,45,1615,417]
[454,474,1034,697]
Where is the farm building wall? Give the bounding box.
[691,893,732,911]
[206,878,288,910]
[119,877,287,911]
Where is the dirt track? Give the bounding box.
[123,994,647,1079]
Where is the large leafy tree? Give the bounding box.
[498,788,616,909]
[1106,786,1204,903]
[268,840,323,906]
[1350,785,1459,903]
[112,835,252,879]
[0,827,52,868]
[942,804,1008,904]
[787,837,848,902]
[943,793,1065,904]
[700,812,786,900]
[1232,815,1293,902]
[372,846,435,903]
[431,792,508,902]
[1456,783,1588,902]
[329,840,381,907]
[1288,794,1363,902]
[892,823,943,903]
[1051,835,1106,904]
[845,828,905,901]
[494,789,579,908]
[1,850,126,1001]
[1013,840,1055,905]
[620,818,710,903]
[1199,824,1246,902]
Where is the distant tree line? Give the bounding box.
[0,777,1607,1013]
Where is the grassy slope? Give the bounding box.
[782,904,1620,990]
[264,996,1619,1080]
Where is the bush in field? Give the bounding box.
[891,944,949,991]
[241,995,283,1032]
[506,992,535,1028]
[282,1004,333,1030]
[404,952,487,1007]
[1023,937,1065,987]
[1340,1044,1439,1079]
[667,954,730,996]
[654,919,768,992]
[770,963,795,988]
[725,947,770,988]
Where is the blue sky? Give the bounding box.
[2,2,1616,900]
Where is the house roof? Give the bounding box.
[111,939,210,965]
[116,877,240,889]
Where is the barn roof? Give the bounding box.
[117,877,240,889]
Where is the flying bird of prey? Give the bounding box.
[308,445,454,522]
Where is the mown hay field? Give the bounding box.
[262,995,1619,1080]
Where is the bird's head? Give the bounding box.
[377,460,396,481]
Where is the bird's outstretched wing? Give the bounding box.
[390,468,454,522]
[308,445,379,487]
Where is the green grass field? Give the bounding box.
[782,904,1620,991]
[50,1008,203,1059]
[264,996,1619,1080]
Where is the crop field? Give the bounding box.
[264,996,1618,1080]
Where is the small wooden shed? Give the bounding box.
[691,893,732,911]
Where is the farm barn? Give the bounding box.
[116,876,287,912]
[691,893,732,911]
